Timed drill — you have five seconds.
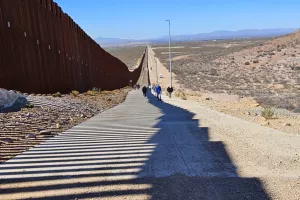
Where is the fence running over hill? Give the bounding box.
[0,0,144,93]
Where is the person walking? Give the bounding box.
[155,85,162,101]
[167,86,174,98]
[142,86,147,97]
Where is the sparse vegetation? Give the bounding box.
[70,90,80,96]
[52,92,62,97]
[25,103,34,109]
[174,89,187,100]
[92,87,101,92]
[151,33,300,112]
[291,66,300,70]
[261,108,274,119]
[85,90,97,96]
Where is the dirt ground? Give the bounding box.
[150,32,300,134]
[152,34,300,113]
[0,88,131,163]
[147,47,300,199]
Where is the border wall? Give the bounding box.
[0,0,143,93]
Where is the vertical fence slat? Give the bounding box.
[0,1,144,93]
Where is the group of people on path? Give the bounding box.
[139,84,173,102]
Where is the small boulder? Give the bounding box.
[39,130,53,135]
[283,123,291,127]
[251,103,260,107]
[261,121,270,126]
[246,111,251,115]
[55,123,60,129]
[25,133,36,139]
[1,138,14,143]
[261,117,267,121]
[0,89,28,112]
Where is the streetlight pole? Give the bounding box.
[166,20,172,88]
[155,58,158,85]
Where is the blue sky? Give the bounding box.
[54,0,300,39]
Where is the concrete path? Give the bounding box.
[0,91,272,199]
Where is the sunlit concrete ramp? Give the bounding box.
[0,91,270,200]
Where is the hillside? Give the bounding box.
[214,30,300,111]
[95,28,297,46]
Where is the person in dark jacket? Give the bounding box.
[142,86,147,97]
[167,86,174,98]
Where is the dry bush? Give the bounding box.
[52,92,62,97]
[209,68,219,76]
[174,89,187,100]
[92,87,101,92]
[253,60,259,64]
[262,108,274,119]
[70,90,79,96]
[101,90,110,94]
[245,62,250,65]
[85,90,96,96]
[291,66,300,70]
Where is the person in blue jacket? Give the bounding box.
[155,85,162,101]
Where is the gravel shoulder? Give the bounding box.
[160,87,300,200]
[148,46,300,199]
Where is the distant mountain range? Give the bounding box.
[95,28,298,47]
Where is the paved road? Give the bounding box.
[0,90,272,200]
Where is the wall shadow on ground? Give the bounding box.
[143,93,271,199]
[0,92,270,199]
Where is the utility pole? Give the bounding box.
[156,58,158,85]
[166,20,172,88]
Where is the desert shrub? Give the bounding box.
[261,108,274,119]
[269,52,275,56]
[209,68,219,76]
[92,87,101,92]
[101,90,110,94]
[53,92,62,97]
[291,54,296,57]
[253,60,259,64]
[25,103,34,108]
[291,66,300,70]
[174,89,187,100]
[70,90,79,96]
[85,90,96,96]
[245,62,250,65]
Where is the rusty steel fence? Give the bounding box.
[0,0,143,93]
